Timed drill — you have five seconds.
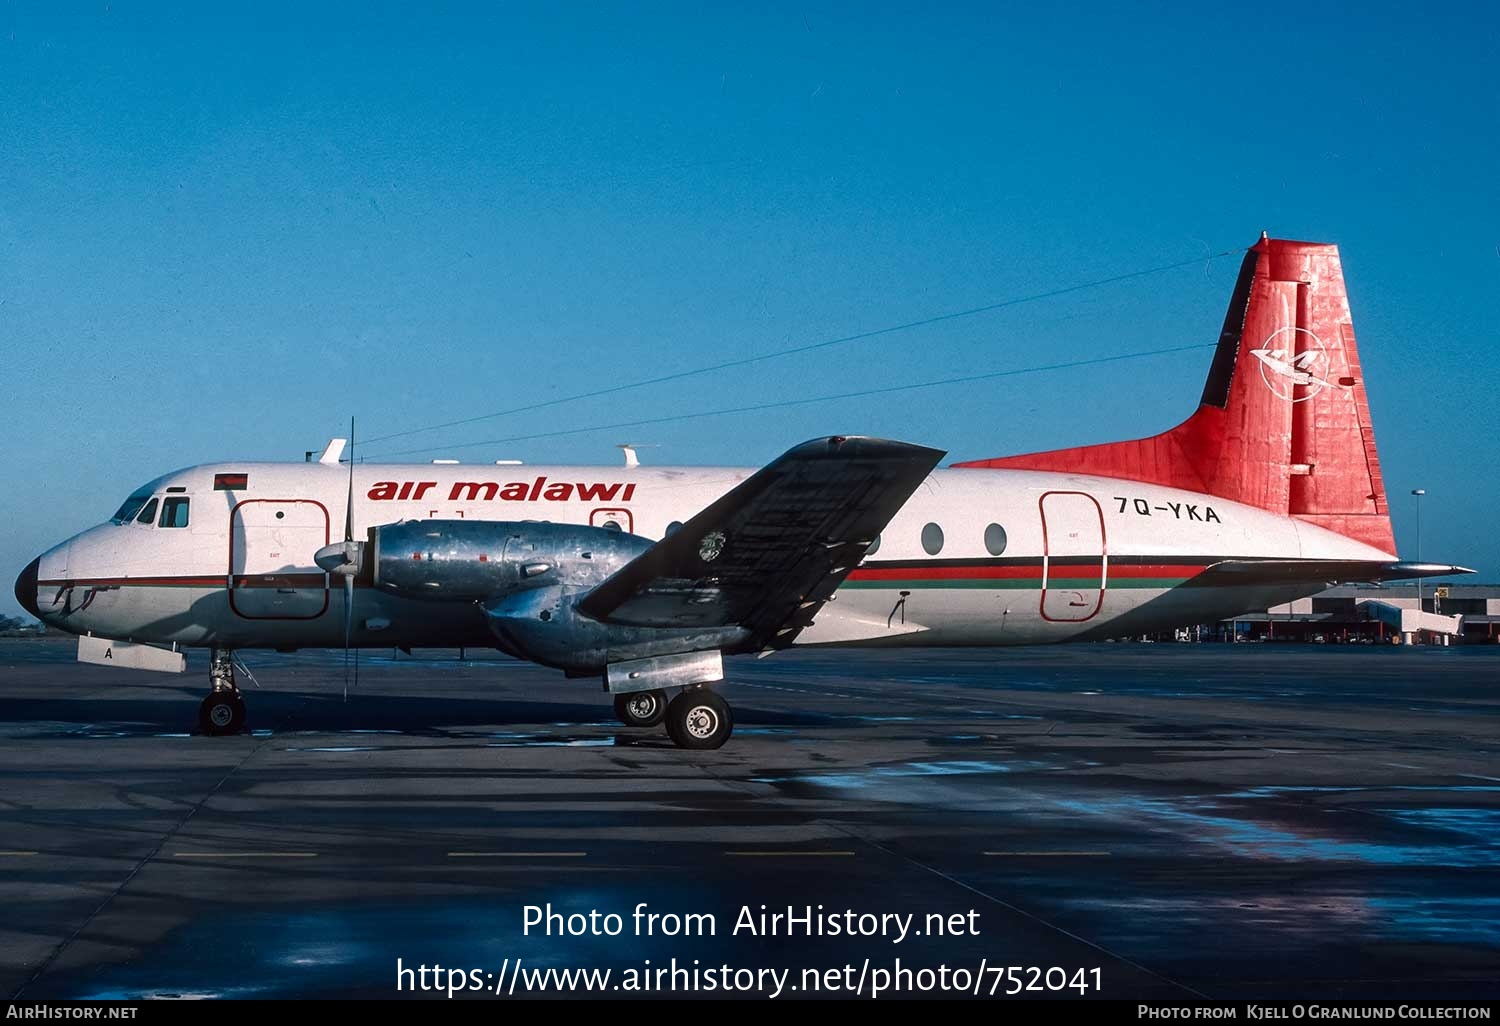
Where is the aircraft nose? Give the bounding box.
[14,557,41,620]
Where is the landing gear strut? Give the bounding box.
[614,689,667,728]
[603,653,733,749]
[197,647,247,736]
[664,687,733,750]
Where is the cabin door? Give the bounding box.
[1039,491,1106,622]
[229,499,330,620]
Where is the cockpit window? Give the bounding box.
[111,490,153,525]
[135,498,159,525]
[159,497,190,528]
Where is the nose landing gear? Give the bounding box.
[197,647,247,736]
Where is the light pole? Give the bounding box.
[1412,488,1426,639]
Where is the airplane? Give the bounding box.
[13,235,1472,749]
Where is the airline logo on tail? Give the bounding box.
[1250,327,1345,403]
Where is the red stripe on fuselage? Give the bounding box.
[38,575,332,589]
[1108,564,1208,578]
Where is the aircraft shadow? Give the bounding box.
[0,690,838,734]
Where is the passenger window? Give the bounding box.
[159,497,190,528]
[984,523,1008,556]
[921,522,944,555]
[135,498,159,525]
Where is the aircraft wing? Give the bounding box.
[1193,559,1474,586]
[576,435,945,649]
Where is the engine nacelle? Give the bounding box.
[372,520,651,601]
[484,584,749,675]
[370,520,746,675]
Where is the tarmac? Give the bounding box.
[1,636,1497,1000]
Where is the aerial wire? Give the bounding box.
[376,341,1218,457]
[360,246,1240,455]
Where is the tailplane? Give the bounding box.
[954,234,1396,554]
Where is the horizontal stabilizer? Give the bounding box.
[1195,559,1473,587]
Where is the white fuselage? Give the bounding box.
[30,459,1392,652]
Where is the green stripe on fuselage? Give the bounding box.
[840,577,1185,590]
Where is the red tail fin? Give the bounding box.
[954,235,1395,554]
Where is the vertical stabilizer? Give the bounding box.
[954,236,1395,554]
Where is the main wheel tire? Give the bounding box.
[199,692,246,736]
[664,688,733,750]
[614,689,667,728]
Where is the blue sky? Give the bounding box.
[2,2,1496,613]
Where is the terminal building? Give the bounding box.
[1219,583,1500,645]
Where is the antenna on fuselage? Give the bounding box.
[617,442,657,467]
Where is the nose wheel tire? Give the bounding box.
[664,688,733,750]
[614,689,667,728]
[198,692,246,736]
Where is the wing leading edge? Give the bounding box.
[577,435,946,650]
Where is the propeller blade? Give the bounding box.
[343,575,354,703]
[343,416,356,702]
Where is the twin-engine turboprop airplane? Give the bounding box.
[13,236,1471,748]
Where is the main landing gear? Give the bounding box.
[614,686,734,749]
[614,689,667,728]
[664,688,732,750]
[197,647,247,736]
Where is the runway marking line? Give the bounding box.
[983,851,1111,857]
[724,850,857,857]
[172,852,318,858]
[447,852,588,858]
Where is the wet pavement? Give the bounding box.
[1,637,1497,999]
